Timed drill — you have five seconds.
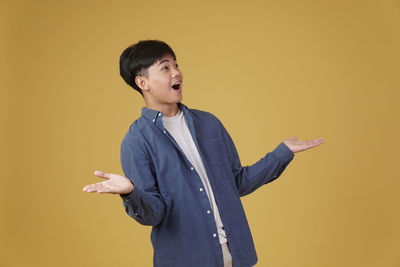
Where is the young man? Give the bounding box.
[83,40,324,267]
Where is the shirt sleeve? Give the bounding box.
[219,120,295,197]
[119,137,169,226]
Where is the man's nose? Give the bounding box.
[172,67,180,78]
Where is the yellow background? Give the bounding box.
[2,0,399,266]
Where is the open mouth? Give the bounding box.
[172,82,181,90]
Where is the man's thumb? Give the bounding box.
[94,170,110,179]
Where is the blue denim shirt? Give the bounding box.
[119,103,294,267]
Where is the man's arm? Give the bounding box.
[83,138,169,226]
[119,138,170,226]
[219,120,323,197]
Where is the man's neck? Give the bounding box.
[145,102,180,117]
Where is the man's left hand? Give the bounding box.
[283,136,324,153]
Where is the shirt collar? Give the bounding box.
[141,102,189,122]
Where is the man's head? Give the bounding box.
[119,40,181,95]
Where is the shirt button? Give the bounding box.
[158,113,162,117]
[207,210,211,214]
[134,212,138,216]
[199,188,203,192]
[213,233,217,238]
[152,119,155,123]
[190,167,194,171]
[163,130,166,134]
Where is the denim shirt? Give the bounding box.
[119,103,294,267]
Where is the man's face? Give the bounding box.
[141,54,183,107]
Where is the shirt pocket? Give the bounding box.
[198,137,229,165]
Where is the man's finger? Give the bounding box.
[97,189,114,194]
[309,139,323,148]
[83,185,100,193]
[85,188,99,193]
[94,170,111,179]
[82,184,94,191]
[83,182,104,191]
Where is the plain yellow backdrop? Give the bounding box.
[2,0,399,266]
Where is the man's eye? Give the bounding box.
[162,66,169,71]
[174,64,179,68]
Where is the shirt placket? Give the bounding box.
[152,110,224,266]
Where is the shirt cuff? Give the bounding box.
[119,181,145,218]
[120,181,141,204]
[272,142,294,164]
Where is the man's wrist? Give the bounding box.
[121,180,135,196]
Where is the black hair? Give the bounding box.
[119,40,176,96]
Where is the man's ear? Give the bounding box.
[135,76,149,92]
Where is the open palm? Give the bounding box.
[82,171,134,194]
[283,136,324,153]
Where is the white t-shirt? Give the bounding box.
[163,109,227,244]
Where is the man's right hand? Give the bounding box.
[82,171,134,194]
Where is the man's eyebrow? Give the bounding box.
[158,59,170,65]
[157,58,176,65]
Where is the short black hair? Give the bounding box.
[119,40,176,96]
